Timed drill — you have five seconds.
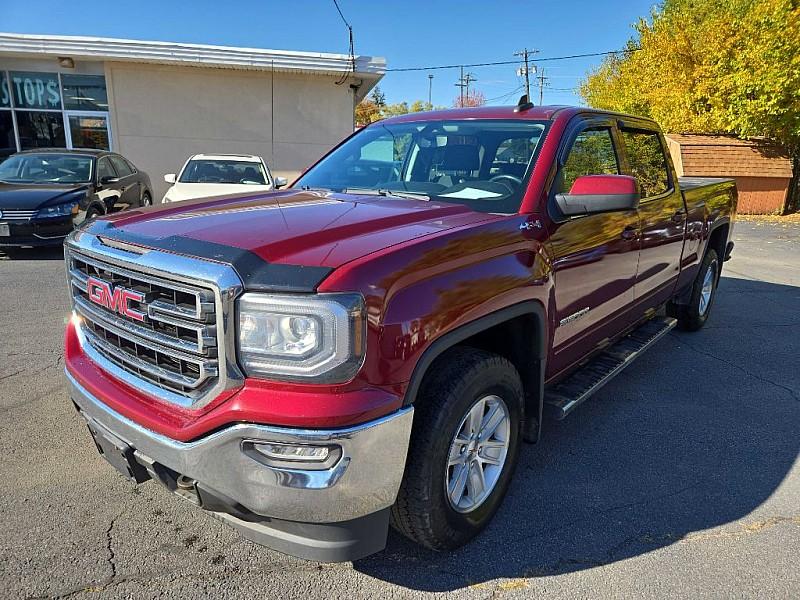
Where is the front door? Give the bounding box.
[618,126,686,307]
[547,119,641,377]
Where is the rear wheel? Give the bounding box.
[668,248,720,331]
[141,192,152,207]
[391,347,523,550]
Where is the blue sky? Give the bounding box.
[2,0,657,107]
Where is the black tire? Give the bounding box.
[142,192,152,207]
[390,346,523,550]
[667,248,720,331]
[85,206,103,220]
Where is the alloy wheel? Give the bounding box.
[445,394,511,513]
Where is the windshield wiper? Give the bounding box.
[343,187,430,201]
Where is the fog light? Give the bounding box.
[253,442,332,462]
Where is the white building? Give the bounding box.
[0,33,385,198]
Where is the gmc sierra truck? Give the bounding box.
[63,102,736,562]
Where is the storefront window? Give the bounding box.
[0,70,111,153]
[0,72,10,108]
[0,111,15,158]
[68,115,110,149]
[9,71,62,110]
[16,111,66,149]
[62,74,108,110]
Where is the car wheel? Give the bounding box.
[667,248,720,331]
[85,206,103,221]
[391,346,523,550]
[142,192,153,207]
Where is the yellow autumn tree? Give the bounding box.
[580,0,800,205]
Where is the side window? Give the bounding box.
[559,128,619,193]
[97,157,116,181]
[621,129,670,198]
[109,155,133,177]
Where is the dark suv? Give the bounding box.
[0,148,153,248]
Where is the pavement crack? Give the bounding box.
[0,369,24,381]
[670,333,800,402]
[104,510,123,581]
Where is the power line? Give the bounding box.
[332,0,354,86]
[385,49,638,73]
[331,0,350,27]
[484,84,525,103]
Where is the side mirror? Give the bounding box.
[164,173,177,185]
[99,175,118,185]
[274,176,288,189]
[555,174,639,217]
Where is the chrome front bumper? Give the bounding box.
[67,370,413,525]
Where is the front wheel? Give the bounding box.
[141,192,153,207]
[391,347,523,550]
[668,248,720,331]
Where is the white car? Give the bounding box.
[161,154,287,203]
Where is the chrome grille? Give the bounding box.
[68,251,220,398]
[0,209,38,220]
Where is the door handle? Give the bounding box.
[671,210,685,223]
[621,226,637,240]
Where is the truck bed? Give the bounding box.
[679,176,736,207]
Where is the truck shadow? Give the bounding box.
[354,275,800,591]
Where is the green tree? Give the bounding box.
[579,0,800,210]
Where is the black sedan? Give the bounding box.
[0,149,153,248]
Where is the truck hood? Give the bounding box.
[87,189,493,284]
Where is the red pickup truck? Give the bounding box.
[64,102,736,562]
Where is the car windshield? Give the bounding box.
[295,119,549,213]
[179,159,268,185]
[0,153,93,184]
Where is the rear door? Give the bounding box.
[618,125,686,306]
[547,117,641,376]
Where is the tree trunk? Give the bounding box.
[786,154,800,215]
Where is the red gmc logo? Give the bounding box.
[86,276,147,322]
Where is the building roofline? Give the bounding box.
[0,32,386,79]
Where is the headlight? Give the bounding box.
[38,202,78,218]
[237,293,365,382]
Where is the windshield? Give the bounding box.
[0,153,93,184]
[295,119,548,213]
[179,159,268,185]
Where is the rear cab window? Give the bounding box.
[620,129,671,198]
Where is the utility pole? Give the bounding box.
[455,68,477,107]
[428,73,434,108]
[537,67,549,105]
[514,48,538,98]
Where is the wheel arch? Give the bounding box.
[403,300,547,442]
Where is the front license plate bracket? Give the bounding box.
[86,420,151,484]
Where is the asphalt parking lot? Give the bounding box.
[1,220,798,599]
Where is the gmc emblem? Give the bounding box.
[86,276,147,322]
